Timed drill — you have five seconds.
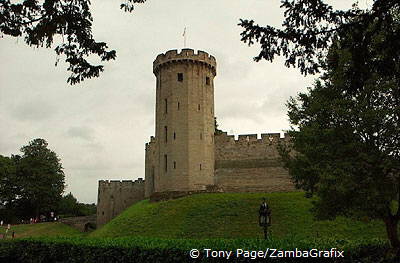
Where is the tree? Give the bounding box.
[240,0,399,251]
[239,0,400,76]
[0,155,19,210]
[57,192,79,217]
[214,117,223,135]
[57,192,96,217]
[279,18,400,252]
[0,0,146,85]
[17,138,65,218]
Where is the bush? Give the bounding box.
[0,236,394,262]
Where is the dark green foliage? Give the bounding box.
[239,0,400,76]
[58,192,96,217]
[0,0,145,84]
[279,15,400,251]
[1,139,65,221]
[16,138,65,218]
[76,203,96,216]
[0,155,19,210]
[214,117,223,135]
[1,139,93,222]
[259,0,400,250]
[0,236,393,262]
[57,192,80,217]
[120,0,147,13]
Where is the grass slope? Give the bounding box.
[91,192,386,240]
[1,222,83,239]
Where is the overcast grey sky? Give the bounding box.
[0,0,371,203]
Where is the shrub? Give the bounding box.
[0,236,394,262]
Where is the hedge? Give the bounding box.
[0,236,395,262]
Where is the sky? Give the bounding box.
[0,0,372,203]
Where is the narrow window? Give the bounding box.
[164,155,168,172]
[198,104,201,111]
[173,161,176,169]
[200,133,202,140]
[165,126,168,142]
[177,73,183,82]
[200,164,202,170]
[178,102,180,110]
[174,132,176,140]
[206,76,210,85]
[165,99,168,114]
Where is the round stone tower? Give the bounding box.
[150,48,216,192]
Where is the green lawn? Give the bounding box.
[1,222,83,239]
[90,192,386,240]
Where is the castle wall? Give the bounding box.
[145,137,157,198]
[96,179,145,228]
[214,132,295,192]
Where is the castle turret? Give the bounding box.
[145,49,217,195]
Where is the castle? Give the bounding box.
[97,49,295,227]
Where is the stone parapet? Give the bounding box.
[153,49,216,75]
[215,132,290,145]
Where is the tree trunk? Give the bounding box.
[384,216,400,256]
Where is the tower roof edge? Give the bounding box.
[153,48,217,75]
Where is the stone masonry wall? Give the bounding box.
[96,179,145,228]
[151,49,216,193]
[59,215,96,232]
[145,136,157,198]
[214,132,295,192]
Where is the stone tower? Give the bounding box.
[145,49,217,196]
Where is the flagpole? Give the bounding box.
[183,27,187,47]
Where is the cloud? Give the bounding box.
[67,126,95,141]
[11,100,57,122]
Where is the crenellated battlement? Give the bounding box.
[153,49,216,75]
[215,132,290,145]
[99,178,145,188]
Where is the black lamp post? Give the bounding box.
[259,198,271,239]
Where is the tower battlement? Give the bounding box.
[153,49,216,75]
[215,132,290,145]
[99,178,144,188]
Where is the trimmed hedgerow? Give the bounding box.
[0,236,394,262]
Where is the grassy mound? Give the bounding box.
[1,222,83,239]
[91,192,386,240]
